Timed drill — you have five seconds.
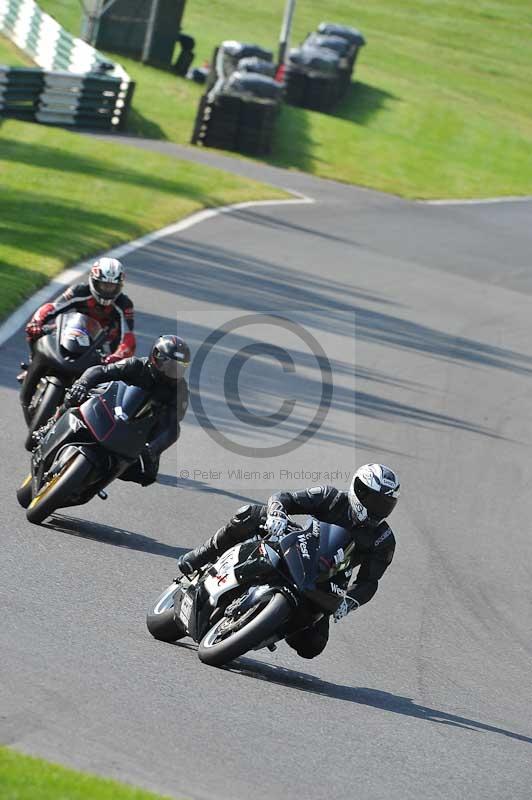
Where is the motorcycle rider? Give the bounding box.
[38,335,189,487]
[20,258,136,421]
[177,464,399,659]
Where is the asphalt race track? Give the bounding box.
[1,144,532,800]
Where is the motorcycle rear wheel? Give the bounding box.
[198,591,290,667]
[146,583,186,642]
[26,453,92,525]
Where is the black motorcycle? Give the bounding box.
[16,381,156,525]
[21,312,107,451]
[146,518,355,667]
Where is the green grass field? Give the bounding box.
[34,0,532,198]
[0,746,172,800]
[0,117,286,320]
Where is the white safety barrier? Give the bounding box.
[0,0,134,129]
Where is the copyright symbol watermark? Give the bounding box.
[189,314,333,458]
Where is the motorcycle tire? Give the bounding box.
[16,473,33,508]
[26,452,92,525]
[25,381,64,451]
[146,583,186,642]
[198,591,291,667]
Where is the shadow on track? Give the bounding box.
[225,657,532,746]
[182,319,505,444]
[131,240,532,377]
[43,514,186,560]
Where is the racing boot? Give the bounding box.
[177,533,220,577]
[17,362,28,384]
[176,504,265,577]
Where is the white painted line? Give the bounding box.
[0,194,314,349]
[423,195,532,206]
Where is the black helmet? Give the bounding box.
[150,335,190,381]
[348,464,400,522]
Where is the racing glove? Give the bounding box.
[333,596,360,623]
[25,320,43,341]
[265,510,288,537]
[103,352,124,364]
[65,380,90,407]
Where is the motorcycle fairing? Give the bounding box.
[33,312,104,378]
[203,545,243,606]
[202,539,281,608]
[80,382,155,458]
[188,541,285,642]
[280,520,355,613]
[186,581,215,642]
[38,409,88,470]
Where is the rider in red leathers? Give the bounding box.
[20,258,136,422]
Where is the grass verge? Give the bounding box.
[0,746,172,800]
[0,117,287,321]
[0,33,32,65]
[34,0,532,199]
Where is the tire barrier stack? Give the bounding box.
[0,64,43,119]
[191,41,282,156]
[0,0,134,130]
[285,22,365,112]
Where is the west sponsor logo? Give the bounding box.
[298,534,311,559]
[330,582,346,597]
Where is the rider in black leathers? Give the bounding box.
[177,464,399,658]
[38,335,189,486]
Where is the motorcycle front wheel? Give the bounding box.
[198,591,291,667]
[146,583,186,643]
[26,453,92,525]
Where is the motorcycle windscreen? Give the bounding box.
[60,312,103,351]
[317,523,354,569]
[280,521,355,609]
[80,381,155,457]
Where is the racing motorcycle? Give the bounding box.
[16,381,156,525]
[146,518,355,667]
[21,312,107,451]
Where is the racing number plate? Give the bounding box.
[179,592,193,626]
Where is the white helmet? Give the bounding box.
[348,464,400,522]
[89,257,124,306]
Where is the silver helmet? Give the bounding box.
[89,257,124,306]
[348,464,400,522]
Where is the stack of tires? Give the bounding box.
[284,22,366,112]
[191,41,282,156]
[0,66,44,120]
